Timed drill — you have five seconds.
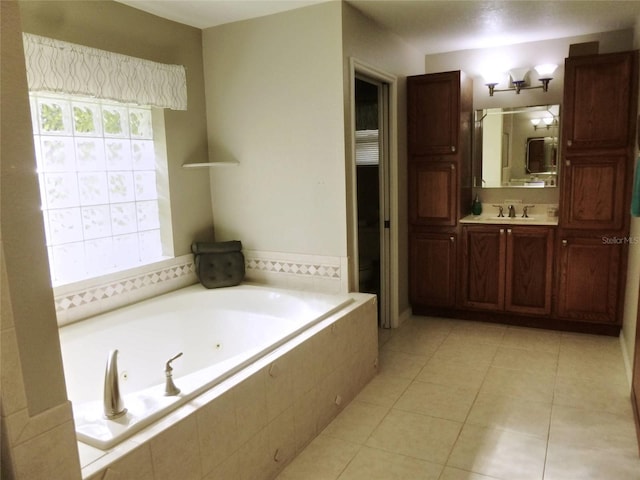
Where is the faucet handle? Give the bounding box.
[522,205,535,218]
[165,352,183,372]
[492,205,504,217]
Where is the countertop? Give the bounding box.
[460,213,559,226]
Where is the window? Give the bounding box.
[30,93,173,286]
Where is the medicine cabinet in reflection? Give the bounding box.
[474,104,560,188]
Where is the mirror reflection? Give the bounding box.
[475,104,560,188]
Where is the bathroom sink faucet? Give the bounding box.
[493,205,504,217]
[522,205,535,218]
[103,349,127,419]
[508,205,516,218]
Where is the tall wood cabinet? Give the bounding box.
[557,51,638,325]
[408,71,472,309]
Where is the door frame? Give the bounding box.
[348,57,398,328]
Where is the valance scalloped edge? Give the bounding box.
[22,33,187,111]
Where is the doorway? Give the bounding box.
[354,73,392,328]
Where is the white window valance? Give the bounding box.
[22,33,187,110]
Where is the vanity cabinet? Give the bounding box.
[410,233,457,307]
[408,70,472,310]
[461,225,554,316]
[556,235,622,324]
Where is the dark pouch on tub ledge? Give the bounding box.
[192,241,245,288]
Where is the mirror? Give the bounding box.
[474,104,560,188]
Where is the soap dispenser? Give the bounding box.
[472,194,482,215]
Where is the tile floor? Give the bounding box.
[276,316,640,480]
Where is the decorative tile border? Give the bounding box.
[245,257,341,279]
[54,250,348,324]
[54,262,195,312]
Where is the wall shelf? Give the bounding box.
[182,160,239,168]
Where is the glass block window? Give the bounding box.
[30,93,172,286]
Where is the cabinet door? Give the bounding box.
[563,51,637,152]
[410,233,457,308]
[505,227,554,315]
[560,155,627,230]
[557,235,622,323]
[409,162,457,226]
[408,72,460,156]
[461,226,505,310]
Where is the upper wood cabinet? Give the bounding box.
[408,71,464,157]
[562,51,638,153]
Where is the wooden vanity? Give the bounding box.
[408,50,638,335]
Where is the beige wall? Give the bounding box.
[19,0,214,254]
[341,2,425,322]
[202,2,346,257]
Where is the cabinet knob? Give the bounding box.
[562,239,568,247]
[500,228,505,234]
[565,160,571,167]
[450,164,455,170]
[450,236,455,242]
[567,140,572,147]
[507,229,512,234]
[450,146,456,152]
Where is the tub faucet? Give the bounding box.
[164,352,183,396]
[103,349,127,420]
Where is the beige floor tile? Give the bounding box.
[337,446,443,480]
[378,347,431,379]
[354,373,412,408]
[439,467,503,480]
[554,374,634,416]
[556,350,628,385]
[366,409,462,464]
[544,443,640,480]
[275,434,361,480]
[480,366,555,404]
[321,400,389,444]
[395,381,477,422]
[447,322,507,345]
[500,326,561,354]
[447,424,546,480]
[491,346,558,375]
[431,337,499,367]
[465,391,552,438]
[416,357,489,391]
[548,405,638,456]
[382,328,447,357]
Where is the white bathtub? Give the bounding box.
[58,283,354,450]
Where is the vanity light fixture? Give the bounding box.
[531,115,557,130]
[485,63,557,96]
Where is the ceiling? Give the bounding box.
[117,0,640,55]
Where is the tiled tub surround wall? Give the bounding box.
[79,293,378,479]
[54,250,349,325]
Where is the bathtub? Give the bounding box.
[58,283,354,450]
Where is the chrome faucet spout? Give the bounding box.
[508,205,516,218]
[103,349,127,420]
